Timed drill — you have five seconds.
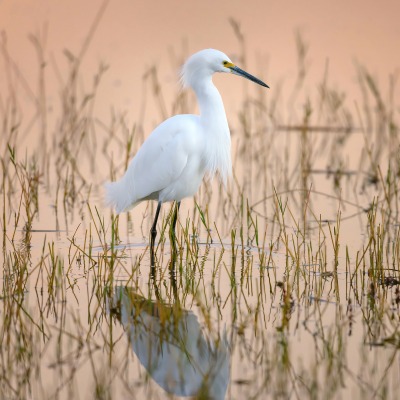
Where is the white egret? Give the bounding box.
[105,49,268,264]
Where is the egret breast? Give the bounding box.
[159,148,206,202]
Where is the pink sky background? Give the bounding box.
[1,0,399,125]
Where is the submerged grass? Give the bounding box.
[1,14,400,400]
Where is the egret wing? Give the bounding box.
[128,115,200,202]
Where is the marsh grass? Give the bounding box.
[1,13,400,400]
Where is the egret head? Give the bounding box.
[181,48,269,89]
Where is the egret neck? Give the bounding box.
[193,75,232,186]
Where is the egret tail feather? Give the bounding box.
[104,180,138,214]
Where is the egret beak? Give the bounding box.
[230,65,269,88]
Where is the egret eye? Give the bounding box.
[223,61,228,66]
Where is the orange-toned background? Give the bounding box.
[1,0,399,142]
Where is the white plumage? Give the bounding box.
[105,49,268,262]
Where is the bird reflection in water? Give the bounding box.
[112,286,230,399]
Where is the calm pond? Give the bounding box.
[1,1,400,399]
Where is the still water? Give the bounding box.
[1,1,400,399]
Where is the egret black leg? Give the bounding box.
[171,201,181,233]
[170,201,181,262]
[150,201,162,266]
